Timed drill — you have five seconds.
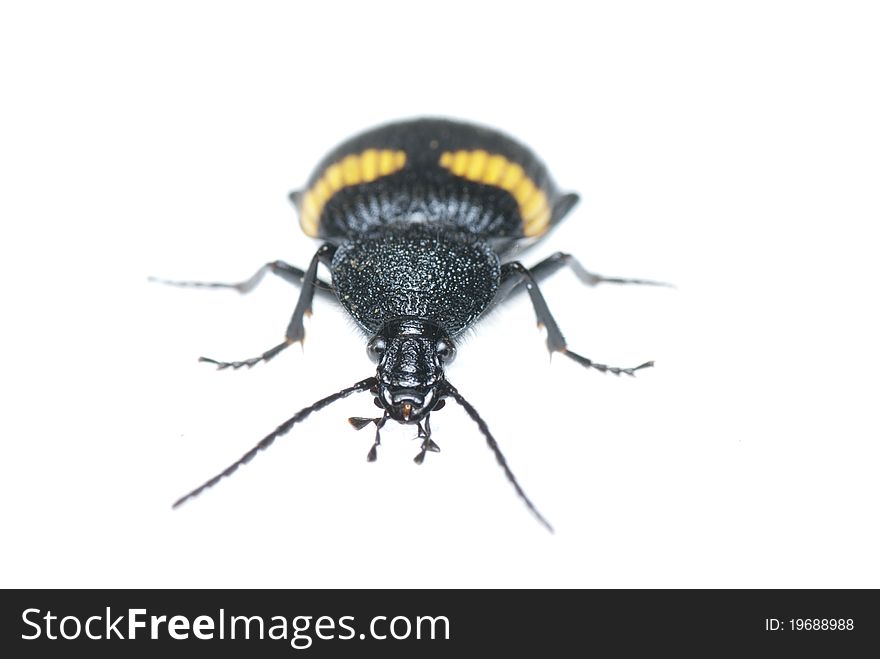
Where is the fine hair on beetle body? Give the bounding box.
[154,117,670,532]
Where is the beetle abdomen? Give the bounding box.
[297,118,573,243]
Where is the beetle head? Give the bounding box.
[366,319,454,423]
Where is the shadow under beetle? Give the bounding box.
[156,118,668,532]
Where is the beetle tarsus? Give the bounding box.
[199,339,293,370]
[562,350,654,376]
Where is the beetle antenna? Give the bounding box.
[173,377,377,509]
[444,381,554,533]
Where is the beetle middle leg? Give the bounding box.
[199,244,337,369]
[496,261,653,376]
[497,251,671,305]
[150,260,334,297]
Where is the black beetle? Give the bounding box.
[156,118,666,531]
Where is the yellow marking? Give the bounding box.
[379,150,396,175]
[512,178,537,206]
[524,203,552,236]
[325,163,343,191]
[302,191,318,223]
[342,154,361,185]
[484,154,506,184]
[521,191,546,219]
[524,205,551,234]
[466,149,488,180]
[314,179,331,205]
[298,149,407,237]
[439,150,553,237]
[361,149,379,182]
[498,163,524,191]
[451,151,470,176]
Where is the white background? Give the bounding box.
[1,1,878,588]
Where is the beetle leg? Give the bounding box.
[533,252,671,288]
[198,244,337,370]
[497,261,653,376]
[495,252,671,306]
[150,260,335,297]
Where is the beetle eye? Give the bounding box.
[436,339,456,365]
[366,336,387,363]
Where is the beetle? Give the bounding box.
[156,118,666,531]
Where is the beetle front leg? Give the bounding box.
[150,260,335,297]
[497,261,653,376]
[200,244,337,370]
[493,251,671,308]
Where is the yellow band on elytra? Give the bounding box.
[300,149,406,237]
[439,150,551,237]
